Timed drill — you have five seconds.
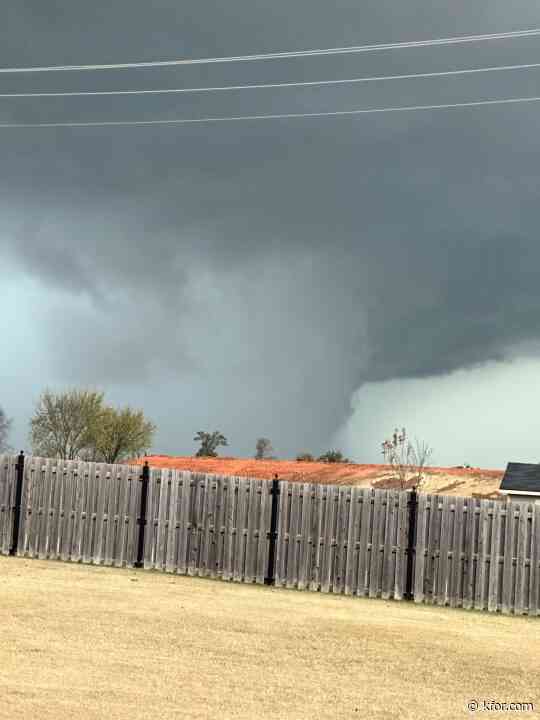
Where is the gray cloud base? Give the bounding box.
[2,0,540,461]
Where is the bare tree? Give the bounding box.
[0,405,13,452]
[29,388,106,460]
[410,437,433,487]
[254,437,275,460]
[81,405,156,464]
[29,387,156,464]
[381,427,433,490]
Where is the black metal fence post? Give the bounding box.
[135,460,149,568]
[404,486,418,600]
[265,474,280,585]
[9,451,25,556]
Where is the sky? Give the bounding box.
[2,1,540,469]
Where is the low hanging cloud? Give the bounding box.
[331,356,540,469]
[2,0,540,464]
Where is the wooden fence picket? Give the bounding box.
[22,456,38,558]
[255,479,270,585]
[345,487,359,596]
[529,504,540,615]
[322,484,338,594]
[220,475,233,581]
[394,490,409,600]
[243,478,257,583]
[501,500,516,614]
[487,501,503,612]
[81,463,95,563]
[514,502,528,615]
[413,492,428,603]
[462,498,478,609]
[356,489,372,597]
[0,455,14,554]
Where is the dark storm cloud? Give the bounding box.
[2,0,540,458]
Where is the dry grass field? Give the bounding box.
[1,556,538,720]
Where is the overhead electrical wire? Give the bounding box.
[1,27,539,128]
[1,61,540,98]
[1,94,540,128]
[0,27,540,73]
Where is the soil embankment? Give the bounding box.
[124,455,504,498]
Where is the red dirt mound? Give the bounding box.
[123,455,504,497]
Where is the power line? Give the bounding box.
[1,94,539,128]
[1,27,540,73]
[1,61,540,98]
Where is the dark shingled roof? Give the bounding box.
[500,463,540,493]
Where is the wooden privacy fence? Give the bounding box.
[0,453,539,616]
[0,454,273,581]
[414,493,540,614]
[274,482,411,598]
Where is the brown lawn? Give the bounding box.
[1,556,538,720]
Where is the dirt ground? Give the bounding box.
[125,455,505,498]
[1,557,538,720]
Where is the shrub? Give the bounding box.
[317,450,349,463]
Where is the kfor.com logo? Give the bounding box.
[468,699,535,713]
